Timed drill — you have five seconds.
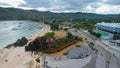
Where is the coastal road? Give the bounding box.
[69,28,120,68]
[80,29,120,68]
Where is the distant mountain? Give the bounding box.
[0,7,120,21]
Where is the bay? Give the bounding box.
[0,21,42,48]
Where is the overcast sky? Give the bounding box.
[0,0,120,14]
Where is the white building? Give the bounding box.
[96,22,120,34]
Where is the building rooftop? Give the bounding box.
[97,22,120,28]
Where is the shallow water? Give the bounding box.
[0,21,42,48]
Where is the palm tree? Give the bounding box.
[35,57,40,68]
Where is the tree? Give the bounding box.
[44,21,59,30]
[64,28,68,31]
[44,32,55,37]
[89,30,101,38]
[89,42,94,48]
[79,37,83,42]
[67,32,73,39]
[96,33,101,38]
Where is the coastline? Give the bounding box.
[0,20,42,49]
[27,24,50,42]
[0,24,51,49]
[1,23,49,49]
[0,24,50,68]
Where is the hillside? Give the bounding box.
[0,7,120,21]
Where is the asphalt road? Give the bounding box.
[69,28,120,68]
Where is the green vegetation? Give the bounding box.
[66,32,73,41]
[64,28,68,31]
[44,32,55,37]
[55,38,65,47]
[89,30,102,38]
[66,32,83,42]
[35,57,40,63]
[95,50,98,54]
[113,34,120,40]
[1,7,120,23]
[25,31,79,52]
[79,37,83,42]
[89,42,94,48]
[35,57,40,68]
[44,21,59,30]
[1,7,120,31]
[71,17,120,30]
[94,30,109,36]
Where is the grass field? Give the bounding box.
[55,39,66,47]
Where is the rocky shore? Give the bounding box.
[0,24,50,68]
[5,37,28,48]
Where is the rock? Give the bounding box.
[67,45,91,59]
[6,37,28,48]
[14,39,21,46]
[21,37,28,45]
[25,36,58,51]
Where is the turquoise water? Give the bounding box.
[0,21,42,48]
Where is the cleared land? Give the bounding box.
[54,30,67,37]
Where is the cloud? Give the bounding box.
[0,0,120,14]
[95,4,120,14]
[19,0,51,8]
[105,0,120,5]
[0,0,26,7]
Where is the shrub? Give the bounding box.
[35,57,40,63]
[79,37,83,42]
[64,28,68,31]
[89,30,101,38]
[89,42,94,47]
[44,32,55,37]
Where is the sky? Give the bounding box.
[0,0,120,14]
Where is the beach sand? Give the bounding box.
[0,24,50,68]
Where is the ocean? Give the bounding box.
[0,21,42,48]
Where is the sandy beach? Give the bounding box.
[0,24,50,68]
[27,24,50,42]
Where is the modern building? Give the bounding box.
[95,22,120,39]
[96,22,120,34]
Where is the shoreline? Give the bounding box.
[0,24,50,50]
[0,24,50,68]
[27,24,50,42]
[0,23,49,49]
[0,21,42,49]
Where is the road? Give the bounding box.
[69,28,120,68]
